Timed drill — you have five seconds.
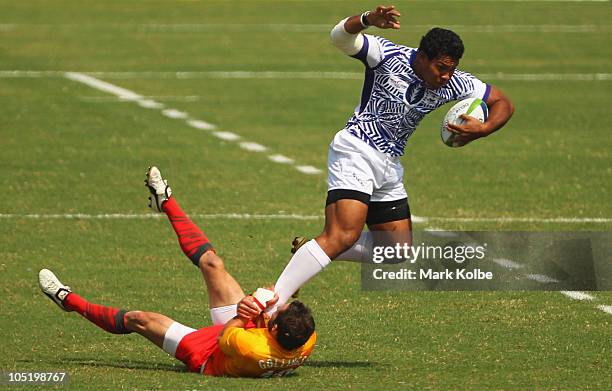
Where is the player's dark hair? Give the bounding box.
[418,27,464,61]
[270,301,315,350]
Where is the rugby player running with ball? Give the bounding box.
[268,5,514,310]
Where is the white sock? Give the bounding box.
[267,239,331,315]
[209,304,238,326]
[335,231,372,262]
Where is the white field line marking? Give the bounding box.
[0,213,324,220]
[140,24,332,33]
[480,73,612,81]
[239,142,267,152]
[213,131,241,141]
[425,216,612,223]
[0,197,608,225]
[161,108,189,119]
[446,25,608,33]
[174,71,363,80]
[488,258,611,315]
[80,95,200,102]
[295,165,323,175]
[0,212,426,222]
[491,257,560,284]
[4,70,612,81]
[2,23,609,33]
[101,71,612,81]
[137,99,165,109]
[139,24,612,33]
[559,291,595,301]
[269,154,295,164]
[492,258,524,269]
[597,305,612,315]
[187,119,216,130]
[525,274,560,283]
[63,72,321,175]
[489,256,611,315]
[423,228,460,238]
[0,70,64,77]
[4,212,606,225]
[64,72,142,101]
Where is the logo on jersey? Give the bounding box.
[388,75,409,91]
[404,82,426,105]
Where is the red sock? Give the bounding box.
[64,293,131,334]
[163,196,214,266]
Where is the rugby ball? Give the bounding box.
[253,288,275,311]
[440,97,488,147]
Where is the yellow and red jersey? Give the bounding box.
[205,326,316,378]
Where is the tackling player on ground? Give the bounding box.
[268,5,515,310]
[39,167,316,378]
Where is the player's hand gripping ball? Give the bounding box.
[441,98,488,147]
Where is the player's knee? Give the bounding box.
[199,252,225,271]
[322,229,361,256]
[124,311,149,331]
[338,230,361,250]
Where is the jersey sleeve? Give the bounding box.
[218,327,258,357]
[448,71,491,102]
[330,19,401,69]
[351,35,403,68]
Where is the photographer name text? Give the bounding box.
[372,268,493,280]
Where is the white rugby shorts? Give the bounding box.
[327,130,408,202]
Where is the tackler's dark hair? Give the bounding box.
[270,301,315,350]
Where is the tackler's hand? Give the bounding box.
[237,295,262,320]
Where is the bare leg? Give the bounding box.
[269,199,368,311]
[316,199,369,259]
[368,218,412,233]
[197,251,245,308]
[367,218,413,262]
[368,218,413,247]
[159,193,245,308]
[124,311,176,349]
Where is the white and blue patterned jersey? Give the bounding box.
[344,34,490,156]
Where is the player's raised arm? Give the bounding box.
[344,5,401,34]
[330,5,400,56]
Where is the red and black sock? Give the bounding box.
[64,293,131,334]
[162,197,214,267]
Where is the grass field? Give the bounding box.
[1,0,611,389]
